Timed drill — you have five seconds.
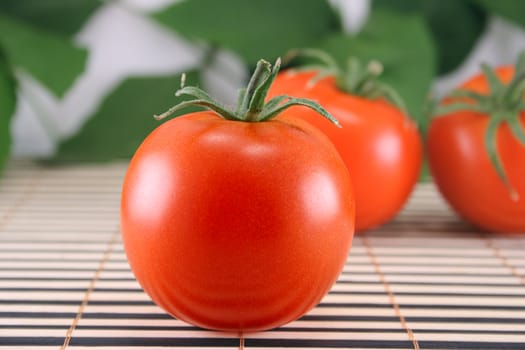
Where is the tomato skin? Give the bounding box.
[120,111,355,332]
[269,72,423,231]
[427,66,525,233]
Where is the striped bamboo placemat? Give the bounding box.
[0,160,524,350]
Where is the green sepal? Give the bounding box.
[484,114,509,186]
[236,88,247,115]
[447,89,487,102]
[502,71,525,105]
[484,114,520,201]
[240,59,271,117]
[262,95,291,113]
[342,57,363,92]
[370,82,408,114]
[515,51,525,75]
[285,48,408,112]
[154,58,339,127]
[154,99,236,121]
[285,48,339,70]
[258,96,341,127]
[481,63,504,94]
[175,84,216,102]
[247,58,281,119]
[433,102,486,117]
[435,52,525,199]
[508,115,525,147]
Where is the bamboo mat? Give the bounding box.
[0,160,524,350]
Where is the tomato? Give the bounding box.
[269,68,422,232]
[120,59,355,332]
[427,64,525,233]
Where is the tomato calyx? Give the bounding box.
[154,58,340,127]
[283,48,407,113]
[434,52,525,201]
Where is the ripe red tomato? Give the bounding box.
[120,60,355,332]
[427,65,525,233]
[269,70,422,232]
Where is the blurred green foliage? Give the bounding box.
[0,0,99,36]
[476,0,525,28]
[53,72,201,163]
[0,0,525,169]
[154,0,342,66]
[373,0,487,75]
[0,51,16,175]
[0,0,98,171]
[0,15,88,97]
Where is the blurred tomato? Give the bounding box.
[428,65,525,233]
[270,69,422,231]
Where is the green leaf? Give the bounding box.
[0,52,17,174]
[176,84,217,102]
[0,14,88,97]
[476,0,525,28]
[52,72,202,163]
[0,0,100,37]
[317,10,436,130]
[153,0,342,65]
[373,0,487,75]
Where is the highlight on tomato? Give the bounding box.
[120,58,355,332]
[427,52,525,233]
[268,49,423,232]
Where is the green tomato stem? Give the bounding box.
[285,48,407,113]
[433,52,525,200]
[153,58,340,127]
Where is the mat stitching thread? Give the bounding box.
[485,237,525,285]
[362,236,421,350]
[239,333,245,350]
[0,169,40,231]
[61,228,120,349]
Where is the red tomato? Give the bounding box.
[121,110,355,331]
[427,66,525,233]
[269,71,422,231]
